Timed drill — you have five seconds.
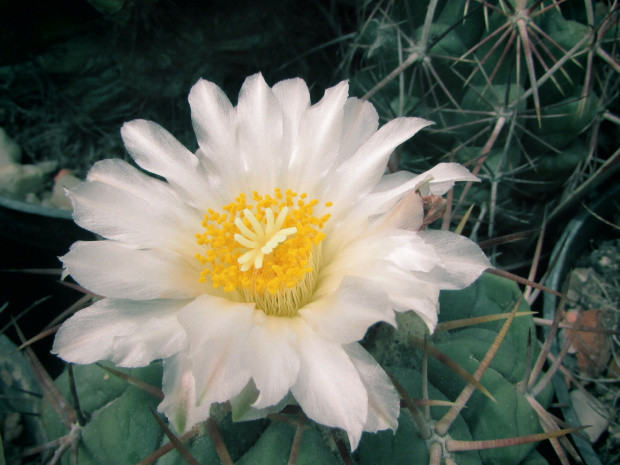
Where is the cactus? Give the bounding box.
[0,334,45,465]
[347,0,619,256]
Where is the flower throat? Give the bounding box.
[196,189,332,317]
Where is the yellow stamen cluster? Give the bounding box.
[195,189,332,317]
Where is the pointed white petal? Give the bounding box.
[52,298,187,367]
[177,295,254,408]
[189,78,242,202]
[236,73,283,192]
[338,163,478,238]
[70,160,202,251]
[189,78,235,157]
[417,230,491,289]
[320,230,414,291]
[339,97,379,159]
[291,328,367,450]
[414,162,479,195]
[369,163,480,204]
[382,271,440,330]
[289,81,349,191]
[373,189,425,232]
[86,159,181,204]
[231,383,293,421]
[61,241,203,300]
[272,78,311,173]
[319,230,393,292]
[360,256,441,320]
[327,117,433,209]
[387,233,442,273]
[244,311,302,409]
[121,119,209,204]
[362,172,422,227]
[318,229,445,331]
[324,171,419,246]
[158,350,211,433]
[272,78,311,118]
[371,170,417,194]
[344,343,399,433]
[300,276,395,344]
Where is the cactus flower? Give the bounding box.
[52,74,490,449]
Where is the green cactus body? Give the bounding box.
[40,362,165,464]
[348,0,617,260]
[0,335,45,464]
[525,90,599,152]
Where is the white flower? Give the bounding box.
[52,73,490,449]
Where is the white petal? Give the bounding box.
[52,298,187,367]
[319,235,387,293]
[339,97,379,160]
[300,276,395,344]
[189,78,236,157]
[236,73,283,192]
[417,230,491,289]
[178,295,254,407]
[86,159,183,205]
[373,189,424,232]
[325,172,418,244]
[291,329,367,450]
[363,172,422,225]
[373,163,479,203]
[158,350,211,433]
[414,162,479,196]
[244,311,302,409]
[378,269,440,330]
[121,119,209,204]
[231,383,293,421]
[318,229,444,330]
[272,78,311,117]
[327,117,433,209]
[330,245,441,330]
[320,230,411,291]
[272,78,311,171]
[340,163,478,237]
[289,81,349,191]
[387,232,442,273]
[61,241,203,300]
[343,343,399,433]
[189,79,242,203]
[371,170,418,194]
[70,162,202,251]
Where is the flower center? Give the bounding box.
[196,189,332,317]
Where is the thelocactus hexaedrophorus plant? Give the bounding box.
[52,73,490,449]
